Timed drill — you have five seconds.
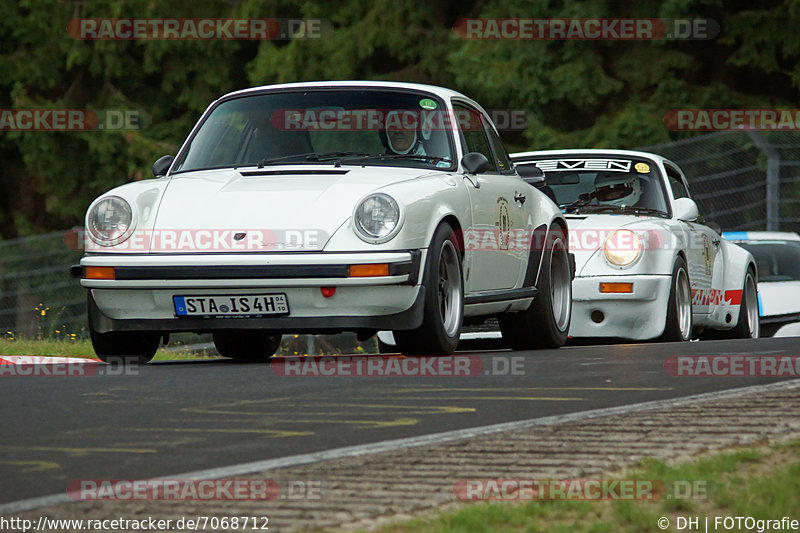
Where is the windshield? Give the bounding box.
[174,89,456,173]
[523,158,670,216]
[736,241,800,282]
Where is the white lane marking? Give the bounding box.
[1,378,798,515]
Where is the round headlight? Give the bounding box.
[604,229,641,267]
[353,193,401,243]
[88,196,133,246]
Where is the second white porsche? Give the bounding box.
[511,149,759,341]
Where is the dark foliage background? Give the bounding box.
[1,0,796,237]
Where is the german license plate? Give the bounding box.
[173,294,289,317]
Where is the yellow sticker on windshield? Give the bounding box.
[635,162,650,173]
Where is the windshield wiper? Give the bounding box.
[358,154,454,165]
[574,204,669,217]
[258,152,453,168]
[257,151,375,168]
[257,152,319,167]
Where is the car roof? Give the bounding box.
[511,148,669,162]
[220,81,471,102]
[722,231,800,242]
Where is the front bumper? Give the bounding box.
[76,251,426,334]
[569,274,672,340]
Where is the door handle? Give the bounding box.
[514,193,526,204]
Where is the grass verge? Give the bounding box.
[363,439,800,533]
[0,338,215,360]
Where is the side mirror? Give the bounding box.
[673,197,699,222]
[516,164,545,186]
[461,152,489,174]
[152,155,175,177]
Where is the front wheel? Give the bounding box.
[498,226,571,350]
[212,332,282,361]
[659,256,693,342]
[393,223,463,355]
[89,329,160,364]
[88,294,159,364]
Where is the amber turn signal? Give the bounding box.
[84,266,116,280]
[348,264,390,277]
[599,282,633,293]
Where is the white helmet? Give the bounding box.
[594,172,641,207]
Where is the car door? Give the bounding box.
[453,102,526,292]
[665,162,722,316]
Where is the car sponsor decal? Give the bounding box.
[690,288,742,306]
[701,234,713,275]
[634,162,650,173]
[532,159,632,172]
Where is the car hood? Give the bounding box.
[565,214,673,276]
[757,281,800,317]
[150,165,426,253]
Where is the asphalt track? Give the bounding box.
[1,336,798,505]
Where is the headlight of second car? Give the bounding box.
[353,193,402,243]
[88,196,134,246]
[604,229,641,267]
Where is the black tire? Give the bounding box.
[498,226,571,350]
[659,256,692,342]
[393,223,463,355]
[88,295,159,364]
[722,268,760,339]
[212,331,282,361]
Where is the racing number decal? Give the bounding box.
[495,197,512,250]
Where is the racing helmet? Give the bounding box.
[594,172,642,207]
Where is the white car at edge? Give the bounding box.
[511,149,758,341]
[73,81,572,362]
[722,231,800,337]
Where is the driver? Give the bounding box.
[594,172,642,207]
[384,110,426,156]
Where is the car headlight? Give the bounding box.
[88,196,134,246]
[353,193,402,243]
[604,229,641,267]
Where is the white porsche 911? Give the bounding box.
[73,81,572,362]
[511,149,758,342]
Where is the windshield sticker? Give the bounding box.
[533,159,632,172]
[419,98,438,110]
[635,162,651,173]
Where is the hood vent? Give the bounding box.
[240,169,350,177]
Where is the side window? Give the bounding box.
[665,165,690,199]
[485,123,513,173]
[453,103,497,173]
